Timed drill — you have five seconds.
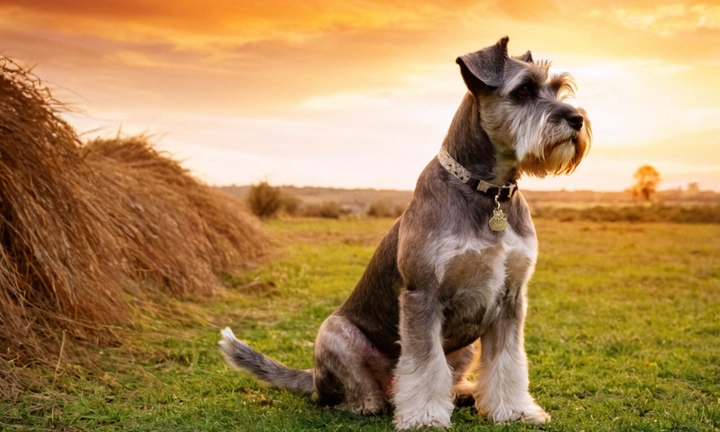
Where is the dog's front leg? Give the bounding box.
[392,289,454,430]
[475,284,550,424]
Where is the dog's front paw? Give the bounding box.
[393,404,453,430]
[391,362,455,429]
[520,404,550,424]
[478,395,550,424]
[393,381,454,429]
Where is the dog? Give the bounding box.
[219,36,591,430]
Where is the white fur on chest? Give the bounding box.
[433,225,538,288]
[431,225,538,338]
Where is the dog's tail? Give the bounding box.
[218,327,315,395]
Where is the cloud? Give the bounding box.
[108,50,185,69]
[299,92,392,112]
[0,0,473,47]
[0,0,490,114]
[592,3,720,36]
[4,0,720,191]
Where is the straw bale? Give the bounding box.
[0,57,268,397]
[0,58,131,359]
[82,136,268,296]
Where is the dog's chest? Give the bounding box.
[436,226,537,350]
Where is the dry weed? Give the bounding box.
[0,57,268,397]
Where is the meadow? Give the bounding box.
[2,217,719,431]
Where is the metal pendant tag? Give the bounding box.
[489,208,507,232]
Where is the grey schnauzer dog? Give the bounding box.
[219,36,591,430]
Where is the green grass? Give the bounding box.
[2,218,719,431]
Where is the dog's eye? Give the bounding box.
[515,86,532,98]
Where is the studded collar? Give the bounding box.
[437,147,518,201]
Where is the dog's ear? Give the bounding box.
[516,50,533,63]
[456,36,509,94]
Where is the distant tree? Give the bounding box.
[686,182,700,195]
[632,165,661,201]
[247,181,282,218]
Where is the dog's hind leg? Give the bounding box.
[446,343,479,406]
[313,315,391,415]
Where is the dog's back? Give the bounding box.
[336,220,403,357]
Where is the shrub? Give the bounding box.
[301,201,341,219]
[367,200,405,218]
[247,181,282,218]
[533,204,720,224]
[367,200,389,217]
[318,201,341,219]
[279,192,300,216]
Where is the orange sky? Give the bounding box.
[3,0,720,191]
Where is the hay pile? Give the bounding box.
[0,58,268,397]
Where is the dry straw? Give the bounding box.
[0,57,268,397]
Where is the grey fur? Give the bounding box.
[218,328,314,393]
[219,36,591,430]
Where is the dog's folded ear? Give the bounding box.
[456,36,509,94]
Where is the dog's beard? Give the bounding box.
[515,108,591,178]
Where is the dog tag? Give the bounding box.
[489,208,507,232]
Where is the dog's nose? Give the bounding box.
[566,113,584,131]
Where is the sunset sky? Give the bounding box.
[3,0,720,191]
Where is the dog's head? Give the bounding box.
[456,37,592,178]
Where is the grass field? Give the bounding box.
[2,218,719,431]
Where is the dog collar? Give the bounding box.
[437,147,518,202]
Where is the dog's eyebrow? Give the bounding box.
[503,70,537,96]
[549,73,576,97]
[505,64,550,96]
